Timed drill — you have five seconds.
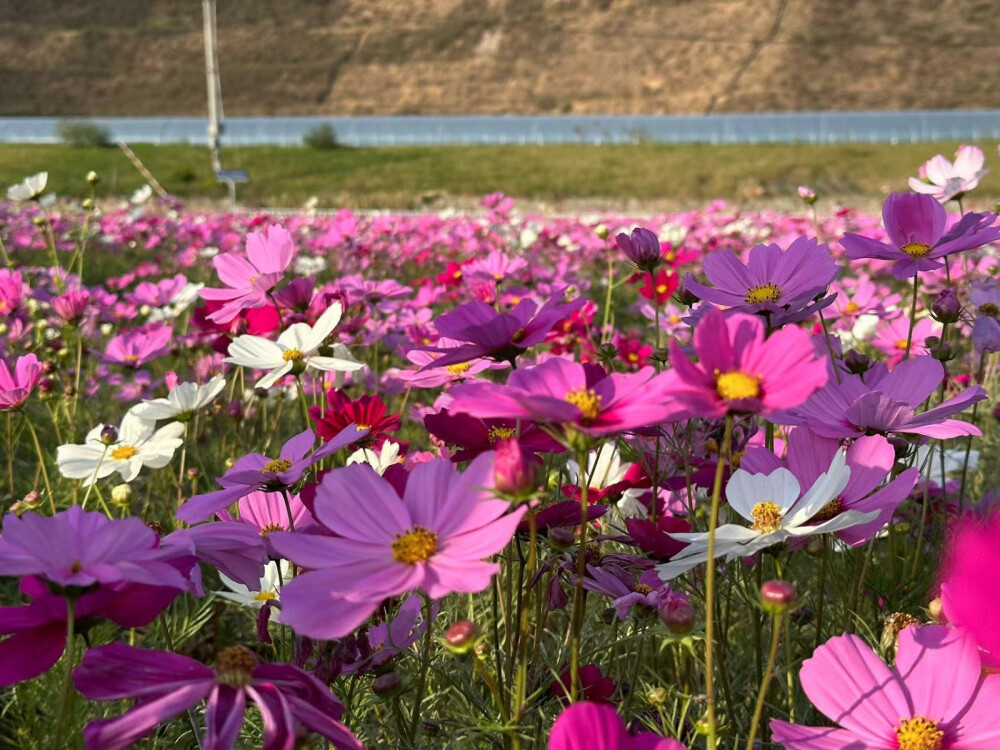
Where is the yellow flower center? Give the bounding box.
[895,338,909,351]
[633,583,654,595]
[565,387,602,420]
[122,354,139,363]
[446,362,472,374]
[981,302,999,317]
[750,501,784,533]
[900,243,932,259]
[845,301,860,314]
[809,497,843,524]
[895,716,944,750]
[627,353,639,362]
[261,458,292,474]
[487,426,516,444]
[715,371,761,401]
[656,283,668,294]
[355,423,371,430]
[216,645,258,686]
[259,522,284,537]
[392,526,438,564]
[254,590,278,602]
[111,445,137,460]
[745,283,781,304]
[282,349,304,362]
[248,274,261,286]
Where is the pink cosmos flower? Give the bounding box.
[447,358,677,438]
[0,269,24,316]
[177,425,365,523]
[871,315,939,366]
[217,489,314,556]
[200,224,296,324]
[660,308,828,419]
[0,353,41,410]
[51,289,90,323]
[741,426,919,546]
[939,510,1000,670]
[270,454,526,639]
[465,249,528,284]
[73,643,363,750]
[908,145,988,202]
[102,324,173,368]
[770,625,1000,748]
[548,701,683,750]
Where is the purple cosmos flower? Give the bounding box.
[580,566,683,620]
[684,236,837,321]
[0,353,41,411]
[270,454,526,639]
[51,288,90,323]
[615,226,663,271]
[176,425,366,523]
[660,308,829,419]
[342,595,429,675]
[168,522,268,589]
[421,289,585,369]
[0,506,192,590]
[841,191,1000,279]
[971,278,1000,353]
[775,356,986,439]
[199,224,296,324]
[447,358,676,439]
[0,269,24,316]
[102,324,173,368]
[741,426,919,546]
[73,643,363,750]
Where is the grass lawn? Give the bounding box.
[0,141,997,209]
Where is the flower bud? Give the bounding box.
[186,467,200,479]
[81,198,93,211]
[928,597,945,622]
[100,424,119,445]
[888,435,913,461]
[659,596,694,635]
[615,227,662,272]
[494,439,539,498]
[930,289,962,323]
[22,491,42,509]
[548,527,575,549]
[444,620,481,654]
[798,185,818,205]
[994,402,1000,422]
[843,349,873,375]
[111,484,133,505]
[647,687,668,705]
[760,580,796,614]
[372,671,403,699]
[675,284,700,307]
[594,224,610,240]
[930,340,953,362]
[86,170,99,185]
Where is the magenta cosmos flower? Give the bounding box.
[421,289,585,368]
[0,506,192,590]
[684,236,837,319]
[447,358,676,438]
[0,353,41,410]
[270,453,526,639]
[741,426,919,546]
[73,643,363,750]
[841,192,1000,279]
[548,701,683,750]
[102,324,172,368]
[776,356,985,440]
[660,308,828,419]
[200,224,296,325]
[939,510,1000,670]
[770,625,1000,749]
[177,425,365,523]
[616,226,664,272]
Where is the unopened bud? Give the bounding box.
[86,170,99,185]
[444,620,481,654]
[760,580,796,614]
[186,467,200,479]
[494,439,540,498]
[647,687,668,705]
[372,671,403,699]
[22,491,42,508]
[548,527,575,549]
[660,596,695,635]
[843,349,873,375]
[100,424,118,445]
[888,435,913,461]
[594,224,610,240]
[111,484,133,505]
[928,597,945,622]
[931,289,962,324]
[81,198,93,211]
[675,284,700,307]
[930,340,954,362]
[798,185,818,205]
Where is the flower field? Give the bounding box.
[0,150,998,748]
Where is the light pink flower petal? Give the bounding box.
[894,625,981,723]
[949,673,1000,746]
[423,557,499,598]
[278,574,380,639]
[311,464,411,542]
[769,720,881,749]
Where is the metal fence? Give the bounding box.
[2,111,999,146]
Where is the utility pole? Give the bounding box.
[202,0,223,174]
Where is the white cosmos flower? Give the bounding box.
[347,441,402,475]
[216,560,290,622]
[130,184,153,205]
[566,445,630,490]
[146,282,205,322]
[7,172,47,202]
[129,376,227,423]
[224,303,365,389]
[657,450,877,581]
[56,414,185,486]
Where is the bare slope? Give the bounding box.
[2,0,998,116]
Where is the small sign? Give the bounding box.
[215,170,249,183]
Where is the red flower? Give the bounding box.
[551,664,616,705]
[638,268,679,305]
[436,262,465,287]
[309,389,401,447]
